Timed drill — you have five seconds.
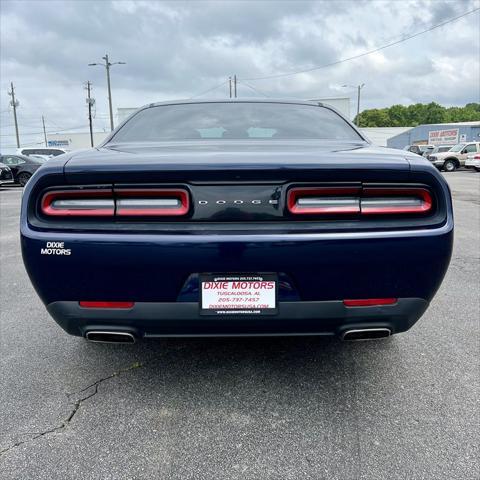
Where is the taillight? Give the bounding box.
[287,186,433,216]
[41,188,190,217]
[115,189,189,216]
[287,187,361,214]
[41,189,114,217]
[361,188,432,215]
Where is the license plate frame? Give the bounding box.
[199,273,278,316]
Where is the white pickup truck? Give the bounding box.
[427,142,480,172]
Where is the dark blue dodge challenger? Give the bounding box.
[21,100,453,343]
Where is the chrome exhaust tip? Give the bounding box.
[341,328,391,341]
[85,331,136,344]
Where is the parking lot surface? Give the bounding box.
[0,171,479,480]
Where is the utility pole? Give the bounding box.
[8,82,20,148]
[233,75,237,98]
[229,76,232,98]
[42,116,47,147]
[85,81,95,148]
[88,54,125,131]
[356,83,365,127]
[342,83,365,126]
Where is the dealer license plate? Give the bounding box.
[200,274,278,315]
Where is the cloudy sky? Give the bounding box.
[1,0,479,151]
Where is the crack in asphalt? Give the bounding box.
[0,362,143,458]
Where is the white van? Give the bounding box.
[16,147,67,159]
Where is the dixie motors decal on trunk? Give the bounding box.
[200,274,278,315]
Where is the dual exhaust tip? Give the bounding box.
[85,328,391,343]
[85,331,136,344]
[341,328,391,341]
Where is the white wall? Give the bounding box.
[309,97,350,119]
[360,127,412,147]
[47,132,109,150]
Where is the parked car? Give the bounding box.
[428,142,480,172]
[465,153,480,172]
[20,99,453,343]
[0,154,46,186]
[404,144,434,156]
[17,147,67,159]
[426,145,453,157]
[0,161,14,185]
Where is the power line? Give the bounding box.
[242,7,480,81]
[0,125,90,136]
[236,79,270,97]
[190,80,229,99]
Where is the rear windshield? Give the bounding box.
[110,102,362,142]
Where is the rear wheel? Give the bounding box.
[18,172,31,186]
[443,159,457,172]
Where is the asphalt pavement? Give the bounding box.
[0,171,479,480]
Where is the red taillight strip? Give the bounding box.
[287,186,433,216]
[361,188,432,214]
[41,190,114,217]
[79,301,135,309]
[41,188,190,217]
[287,187,361,214]
[343,298,398,307]
[115,188,190,216]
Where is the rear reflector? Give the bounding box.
[287,187,361,214]
[79,301,135,309]
[343,298,398,307]
[115,188,189,216]
[41,190,114,217]
[287,186,432,216]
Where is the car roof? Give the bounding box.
[3,153,31,160]
[21,147,65,151]
[145,98,323,108]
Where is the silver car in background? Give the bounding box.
[465,152,480,172]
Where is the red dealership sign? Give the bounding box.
[428,128,459,145]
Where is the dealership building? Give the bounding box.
[386,121,480,149]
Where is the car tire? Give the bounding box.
[443,160,457,172]
[18,172,31,186]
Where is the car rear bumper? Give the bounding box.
[22,219,453,339]
[465,160,480,169]
[47,298,429,338]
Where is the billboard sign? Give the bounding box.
[48,140,70,147]
[428,128,459,146]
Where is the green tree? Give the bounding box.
[388,104,409,126]
[355,102,480,127]
[422,102,446,124]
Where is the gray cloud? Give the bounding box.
[1,0,479,151]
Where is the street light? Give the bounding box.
[89,54,126,131]
[342,83,365,127]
